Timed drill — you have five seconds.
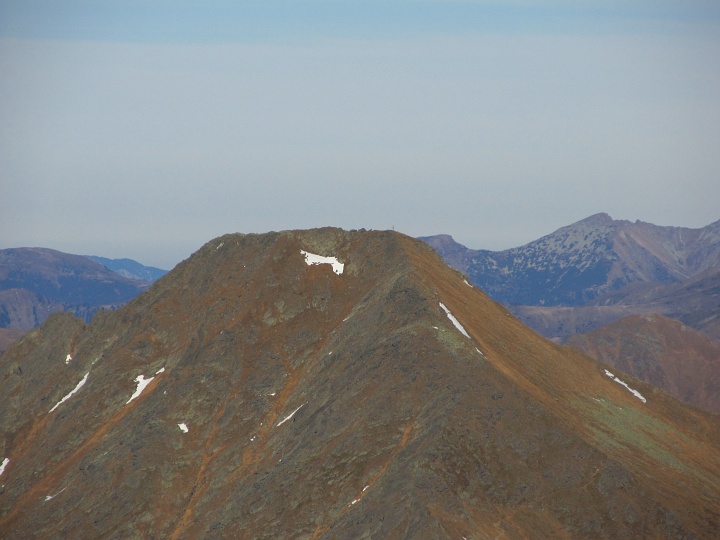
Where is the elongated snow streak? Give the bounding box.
[65,354,72,364]
[178,423,189,433]
[439,303,470,338]
[604,369,646,403]
[45,486,68,501]
[49,372,90,412]
[277,403,305,427]
[463,279,472,287]
[127,374,154,404]
[0,458,9,477]
[300,250,344,275]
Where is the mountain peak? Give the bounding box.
[579,212,614,225]
[2,228,720,538]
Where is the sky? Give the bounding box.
[1,1,719,269]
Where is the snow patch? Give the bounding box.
[300,250,344,275]
[156,367,165,375]
[277,403,305,427]
[216,242,224,250]
[0,458,9,477]
[65,354,72,364]
[604,369,646,403]
[44,486,67,501]
[178,423,189,433]
[50,372,90,413]
[463,279,472,287]
[439,303,470,338]
[127,374,155,404]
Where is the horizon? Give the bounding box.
[2,211,718,271]
[2,2,719,269]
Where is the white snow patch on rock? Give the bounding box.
[0,458,9,477]
[127,374,155,404]
[50,372,90,412]
[44,486,68,502]
[300,250,344,275]
[277,403,305,427]
[65,354,72,364]
[604,369,646,403]
[178,423,189,433]
[439,303,470,338]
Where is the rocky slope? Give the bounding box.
[1,229,719,538]
[567,314,720,413]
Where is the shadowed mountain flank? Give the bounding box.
[0,247,151,333]
[1,229,719,538]
[85,255,168,282]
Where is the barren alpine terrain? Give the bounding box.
[1,229,719,538]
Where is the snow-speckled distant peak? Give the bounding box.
[178,423,189,433]
[604,369,646,403]
[49,372,90,413]
[439,303,471,338]
[427,213,720,309]
[127,374,155,404]
[0,457,9,477]
[300,250,344,275]
[508,213,617,273]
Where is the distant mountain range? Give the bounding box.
[0,248,166,352]
[421,213,720,340]
[85,256,167,282]
[511,267,720,342]
[2,228,719,538]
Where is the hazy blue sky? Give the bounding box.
[2,1,719,269]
